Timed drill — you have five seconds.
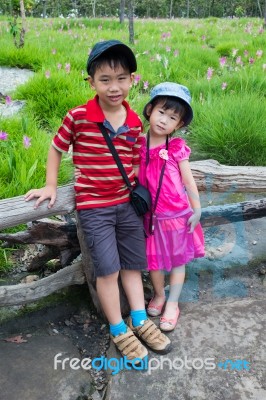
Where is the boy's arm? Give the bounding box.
[25,146,62,209]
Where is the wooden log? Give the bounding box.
[190,159,266,192]
[75,212,104,316]
[0,218,79,247]
[0,218,81,270]
[0,262,86,306]
[201,198,266,227]
[0,184,75,230]
[1,160,266,230]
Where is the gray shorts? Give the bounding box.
[78,202,147,277]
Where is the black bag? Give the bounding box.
[130,180,151,216]
[98,123,151,216]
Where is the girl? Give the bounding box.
[139,82,205,332]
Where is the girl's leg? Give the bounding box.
[163,265,185,319]
[149,270,166,306]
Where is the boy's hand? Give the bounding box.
[187,210,201,233]
[24,185,57,209]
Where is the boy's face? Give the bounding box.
[89,62,133,110]
[147,103,184,138]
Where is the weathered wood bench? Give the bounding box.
[0,160,266,313]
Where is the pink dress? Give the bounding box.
[139,136,205,272]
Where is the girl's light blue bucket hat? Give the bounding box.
[143,82,193,126]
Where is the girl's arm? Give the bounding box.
[25,146,62,209]
[178,159,201,233]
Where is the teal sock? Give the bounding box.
[110,320,127,337]
[130,309,147,327]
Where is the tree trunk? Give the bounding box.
[119,0,125,23]
[128,0,134,44]
[19,0,26,48]
[91,0,96,18]
[169,0,173,18]
[264,0,266,28]
[257,0,263,17]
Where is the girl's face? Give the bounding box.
[148,103,184,138]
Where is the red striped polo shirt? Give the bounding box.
[52,95,143,209]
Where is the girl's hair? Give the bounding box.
[150,96,187,122]
[87,49,131,77]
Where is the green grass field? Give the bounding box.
[0,16,265,202]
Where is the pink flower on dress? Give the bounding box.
[159,149,169,160]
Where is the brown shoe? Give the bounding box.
[111,327,148,361]
[127,317,172,354]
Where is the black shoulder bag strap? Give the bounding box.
[146,131,168,234]
[97,123,132,191]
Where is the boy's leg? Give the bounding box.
[96,271,122,324]
[120,270,172,354]
[120,270,145,310]
[78,207,148,360]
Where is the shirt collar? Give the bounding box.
[86,95,142,127]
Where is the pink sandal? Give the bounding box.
[147,297,166,317]
[160,307,180,332]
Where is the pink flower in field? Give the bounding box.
[244,50,249,57]
[134,74,141,85]
[45,70,51,79]
[258,26,264,34]
[5,95,12,105]
[219,57,227,68]
[166,46,171,52]
[23,136,31,149]
[236,56,243,65]
[232,49,238,57]
[206,67,214,81]
[174,49,179,57]
[0,131,8,140]
[263,64,266,71]
[143,81,149,90]
[249,58,255,64]
[98,24,102,30]
[52,48,57,54]
[161,32,171,40]
[159,149,168,160]
[221,82,227,90]
[201,35,206,41]
[256,50,263,58]
[65,63,71,73]
[57,63,62,70]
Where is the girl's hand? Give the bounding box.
[24,185,57,209]
[74,167,81,179]
[187,209,201,233]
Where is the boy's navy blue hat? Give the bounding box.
[143,82,193,126]
[87,40,137,74]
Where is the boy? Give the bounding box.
[25,40,171,361]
